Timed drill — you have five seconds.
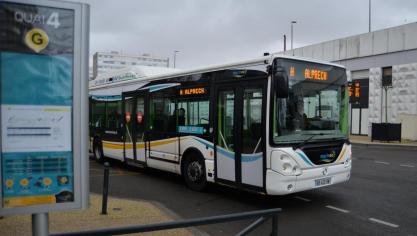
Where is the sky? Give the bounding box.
[75,0,417,69]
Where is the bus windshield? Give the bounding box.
[272,59,349,145]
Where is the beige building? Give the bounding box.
[93,51,169,78]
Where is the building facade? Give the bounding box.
[280,22,417,140]
[92,51,169,78]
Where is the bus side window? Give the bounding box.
[92,101,105,128]
[177,99,209,134]
[150,96,176,133]
[106,100,122,130]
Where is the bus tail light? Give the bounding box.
[271,151,302,176]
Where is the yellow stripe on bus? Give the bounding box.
[336,146,347,163]
[43,108,70,112]
[102,137,186,150]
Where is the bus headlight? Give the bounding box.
[344,145,352,167]
[271,151,302,176]
[345,157,351,167]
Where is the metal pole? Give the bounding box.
[271,215,278,236]
[291,21,296,56]
[101,162,110,215]
[369,0,371,32]
[385,87,388,123]
[291,24,293,51]
[32,213,49,236]
[173,50,179,68]
[283,35,286,51]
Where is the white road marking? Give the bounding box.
[369,218,399,228]
[400,164,415,168]
[375,161,390,165]
[325,205,350,213]
[294,196,311,202]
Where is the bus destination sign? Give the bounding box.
[179,87,207,96]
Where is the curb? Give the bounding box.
[351,141,417,150]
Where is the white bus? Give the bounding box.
[88,55,352,195]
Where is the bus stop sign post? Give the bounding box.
[0,0,90,235]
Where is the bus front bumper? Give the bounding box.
[266,164,351,195]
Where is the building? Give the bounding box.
[89,66,94,80]
[92,51,169,78]
[89,65,180,88]
[280,22,417,140]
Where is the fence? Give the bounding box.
[52,208,281,236]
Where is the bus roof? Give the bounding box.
[89,54,345,96]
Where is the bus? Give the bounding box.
[88,54,352,195]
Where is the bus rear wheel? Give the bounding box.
[93,139,104,162]
[183,154,207,191]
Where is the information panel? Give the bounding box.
[0,0,89,215]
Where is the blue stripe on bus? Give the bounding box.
[295,150,314,166]
[192,138,262,162]
[140,83,180,92]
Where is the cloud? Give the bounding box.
[74,0,417,69]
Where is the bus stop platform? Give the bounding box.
[0,194,195,236]
[349,135,417,148]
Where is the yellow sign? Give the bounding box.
[290,66,295,77]
[304,69,328,81]
[348,84,353,97]
[355,82,360,97]
[180,87,206,96]
[25,28,49,53]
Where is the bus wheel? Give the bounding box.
[93,140,104,162]
[183,155,207,191]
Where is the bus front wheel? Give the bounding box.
[183,154,207,191]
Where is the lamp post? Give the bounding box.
[173,50,179,68]
[369,0,371,32]
[291,21,297,56]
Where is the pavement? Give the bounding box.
[87,144,417,236]
[349,134,417,147]
[0,193,194,236]
[1,138,415,236]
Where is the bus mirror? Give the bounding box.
[273,67,289,98]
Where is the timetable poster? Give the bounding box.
[0,2,74,207]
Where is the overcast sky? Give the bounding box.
[76,0,417,69]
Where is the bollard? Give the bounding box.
[101,162,110,215]
[271,215,278,236]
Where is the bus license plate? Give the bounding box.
[314,177,332,187]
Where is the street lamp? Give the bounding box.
[291,21,297,55]
[173,50,179,68]
[369,0,371,32]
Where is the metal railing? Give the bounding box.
[52,208,281,236]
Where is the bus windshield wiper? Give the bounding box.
[293,133,324,150]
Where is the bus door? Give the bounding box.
[215,82,265,188]
[123,93,147,163]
